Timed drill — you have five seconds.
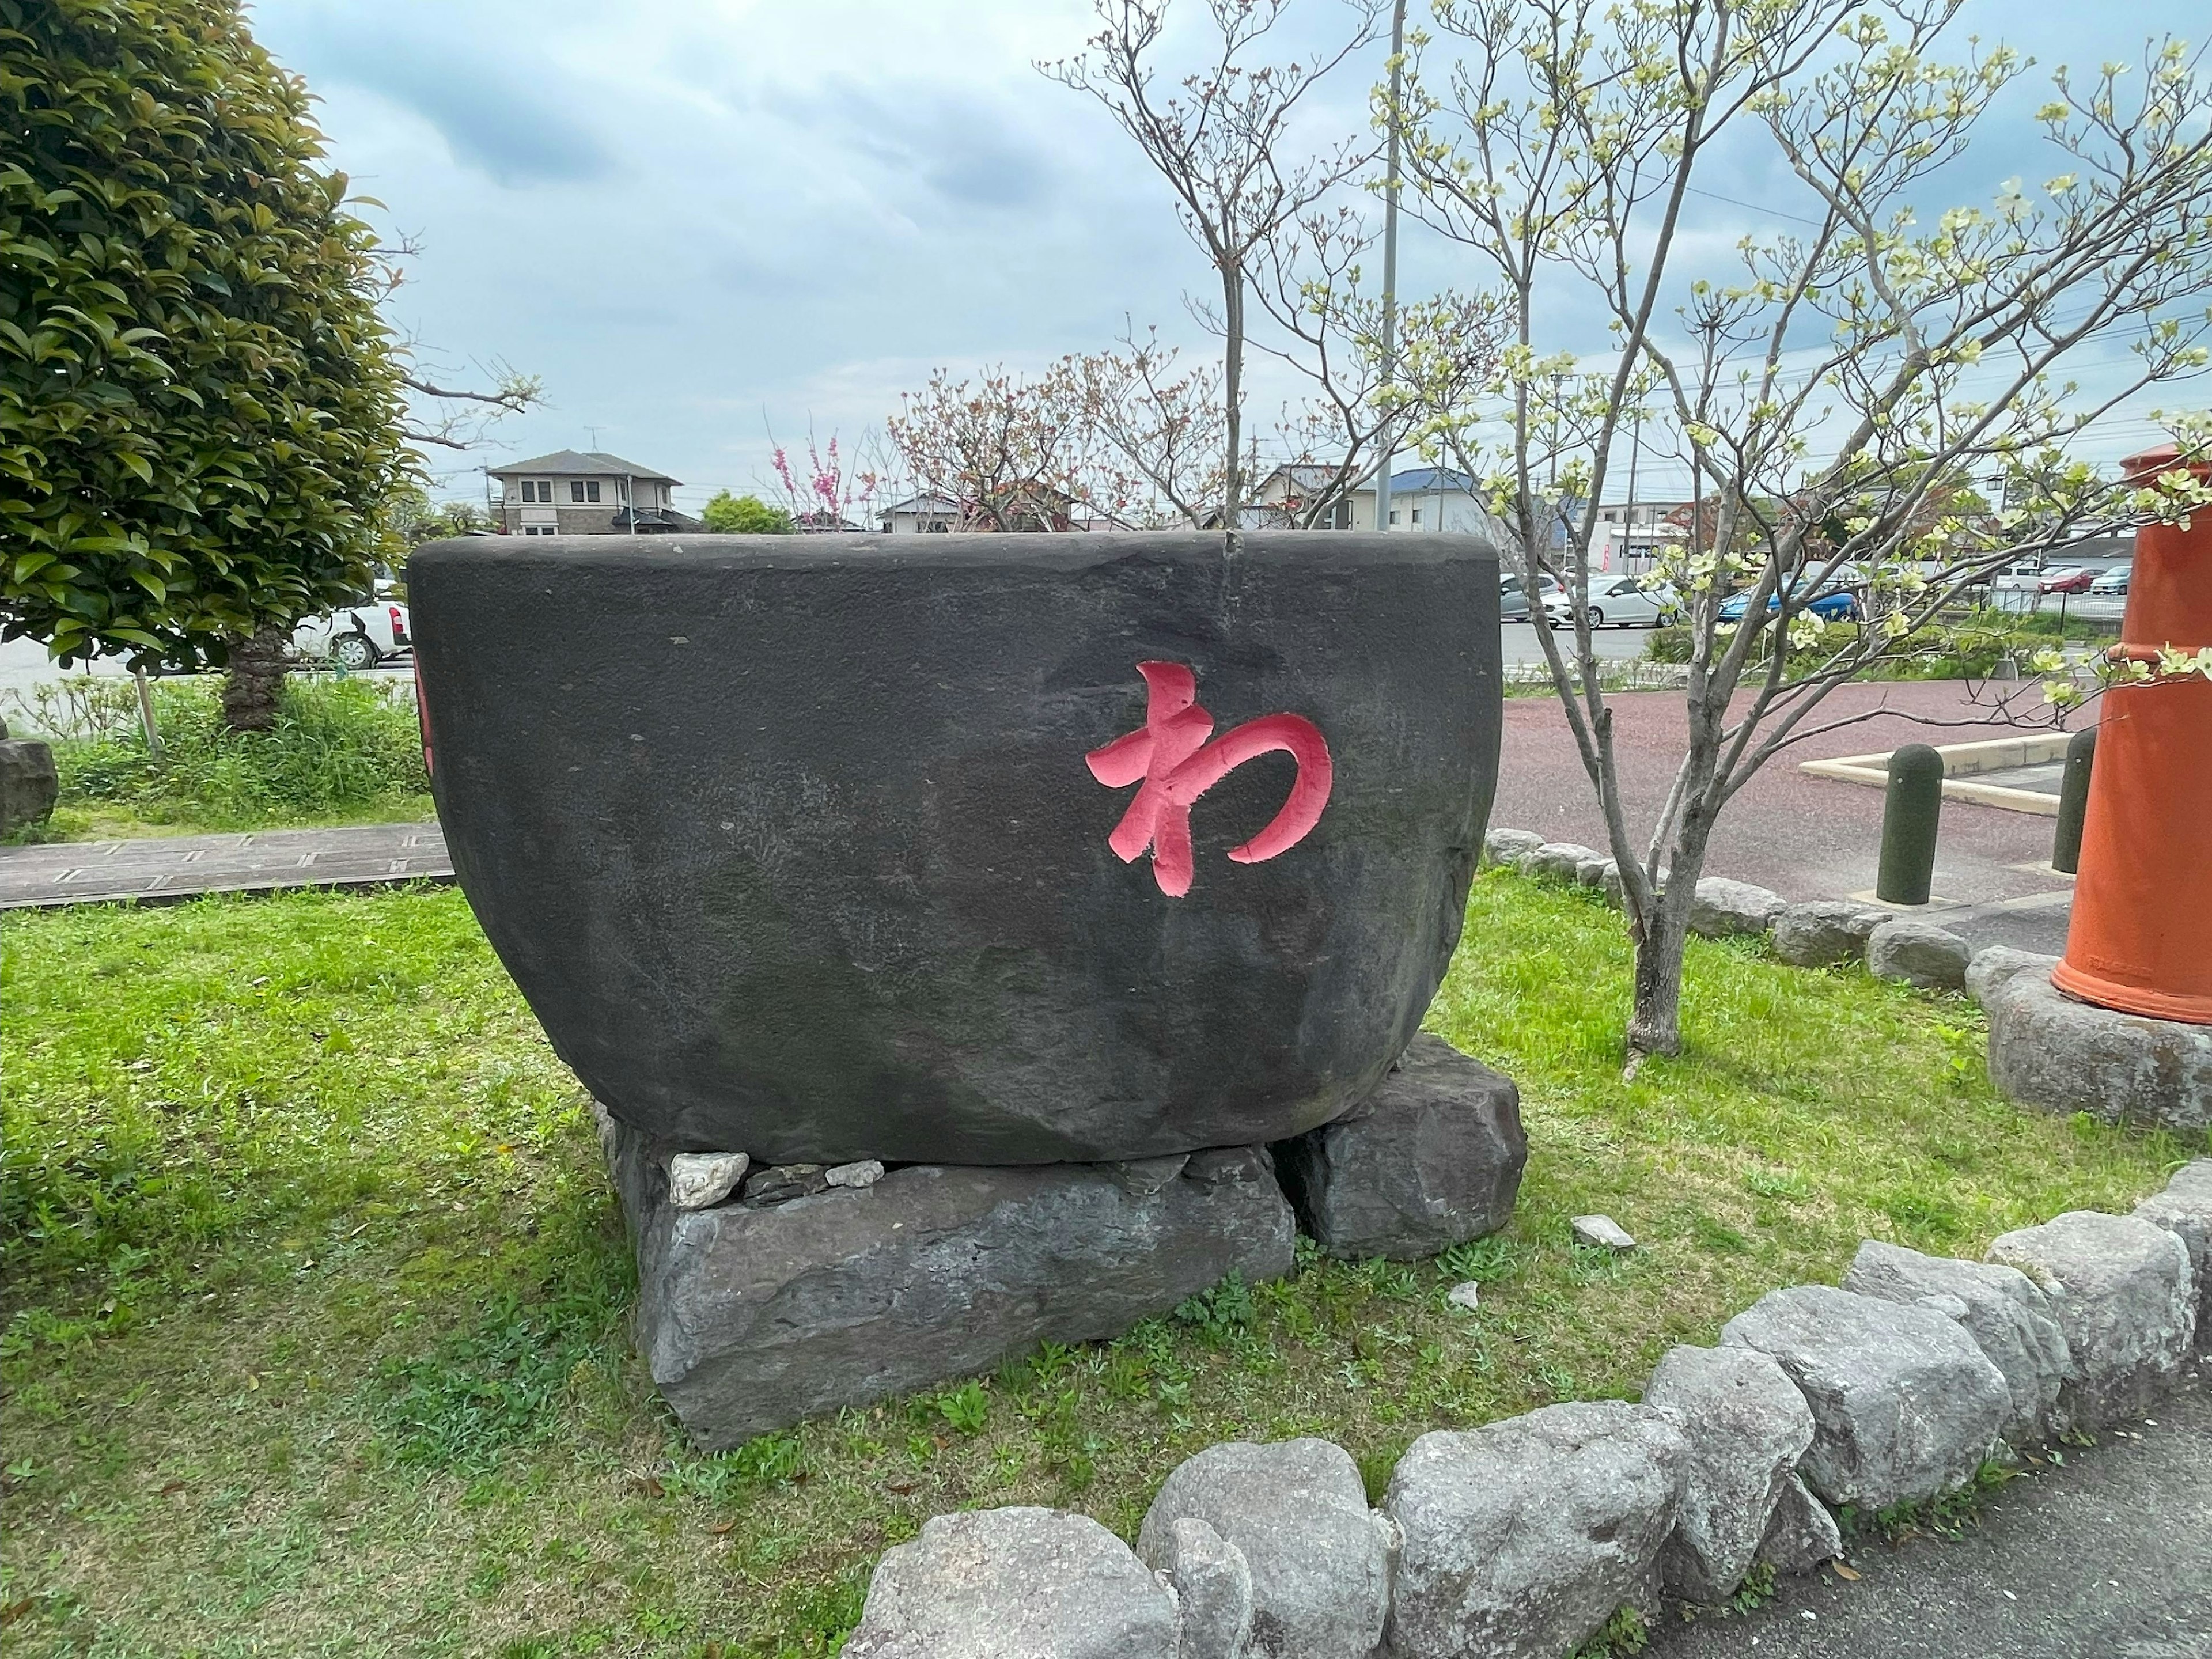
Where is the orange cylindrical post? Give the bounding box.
[2051,445,2212,1024]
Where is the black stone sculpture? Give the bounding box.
[410,532,1501,1165]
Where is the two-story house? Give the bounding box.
[488,450,703,535]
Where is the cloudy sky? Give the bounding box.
[249,0,2207,517]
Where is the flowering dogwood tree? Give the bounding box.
[1396,0,2212,1063]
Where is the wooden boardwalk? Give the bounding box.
[0,822,452,909]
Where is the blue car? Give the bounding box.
[1718,584,1860,623]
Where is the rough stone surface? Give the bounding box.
[1756,1473,1843,1577]
[1572,1214,1635,1252]
[1986,1211,2196,1428]
[740,1162,829,1206]
[1843,1239,2070,1445]
[603,1108,1296,1448]
[414,530,1504,1166]
[666,1151,749,1211]
[1142,1517,1252,1659]
[1971,949,2212,1133]
[827,1159,885,1190]
[1527,841,1605,881]
[1643,1344,1816,1603]
[1272,1033,1525,1260]
[1382,1400,1688,1659]
[2134,1160,2212,1351]
[1575,856,1613,888]
[1446,1281,1482,1313]
[1688,877,1787,940]
[844,1506,1179,1659]
[1483,827,1544,868]
[1138,1437,1392,1659]
[1773,900,1885,968]
[1866,918,1971,990]
[0,734,59,834]
[1721,1285,2009,1509]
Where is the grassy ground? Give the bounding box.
[2,876,2199,1657]
[3,675,433,843]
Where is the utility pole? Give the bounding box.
[1373,0,1407,536]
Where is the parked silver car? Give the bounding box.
[1544,574,1681,628]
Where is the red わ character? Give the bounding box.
[1085,661,1333,897]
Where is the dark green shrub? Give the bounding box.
[0,0,412,670]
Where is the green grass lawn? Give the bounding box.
[2,875,2199,1657]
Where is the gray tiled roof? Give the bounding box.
[491,449,679,483]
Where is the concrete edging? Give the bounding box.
[1797,732,2073,817]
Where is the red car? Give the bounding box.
[2036,566,2097,595]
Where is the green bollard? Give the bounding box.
[2050,725,2097,875]
[1877,742,1945,905]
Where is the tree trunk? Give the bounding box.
[1221,260,1244,531]
[221,624,290,732]
[1627,900,1690,1058]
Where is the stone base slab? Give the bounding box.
[597,1106,1295,1449]
[1970,949,2211,1132]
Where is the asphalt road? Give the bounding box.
[1650,1370,2211,1659]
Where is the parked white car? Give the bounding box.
[2089,566,2131,597]
[1543,574,1681,628]
[293,600,413,669]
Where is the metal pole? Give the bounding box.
[2051,724,2096,874]
[132,668,164,763]
[1876,743,1944,905]
[1373,0,1406,535]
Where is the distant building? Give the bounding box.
[1593,500,1692,572]
[879,494,963,534]
[488,450,703,535]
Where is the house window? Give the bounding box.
[1388,510,1400,525]
[586,480,600,503]
[1411,507,1424,527]
[518,480,536,502]
[926,521,948,533]
[521,478,552,502]
[522,524,557,536]
[570,480,585,502]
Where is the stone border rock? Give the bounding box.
[846,1160,2206,1658]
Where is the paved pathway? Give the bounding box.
[1493,680,2084,956]
[0,822,450,908]
[1652,1372,2210,1658]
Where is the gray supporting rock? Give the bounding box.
[1757,1474,1843,1576]
[1575,856,1614,888]
[1772,900,1885,968]
[1720,1285,2009,1509]
[1689,877,1787,940]
[1643,1344,1816,1603]
[1382,1401,1688,1659]
[1842,1240,2070,1445]
[1483,827,1544,868]
[845,1506,1180,1659]
[1138,1438,1393,1659]
[2134,1160,2212,1351]
[1986,1211,2197,1428]
[0,730,59,834]
[1865,918,1971,990]
[1272,1034,1526,1261]
[1970,949,2212,1133]
[602,1109,1295,1448]
[1146,1517,1253,1659]
[1527,842,1606,881]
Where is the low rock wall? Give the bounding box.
[847,1160,2209,1658]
